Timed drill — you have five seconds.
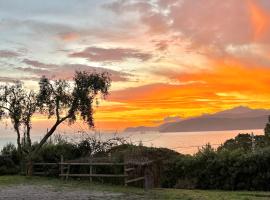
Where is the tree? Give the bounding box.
[264,116,270,137]
[33,71,110,155]
[218,133,252,152]
[0,83,36,156]
[0,71,111,174]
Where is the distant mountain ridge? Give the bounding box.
[124,106,270,133]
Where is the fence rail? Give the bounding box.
[59,174,127,177]
[32,159,155,189]
[59,162,125,166]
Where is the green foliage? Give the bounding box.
[218,134,253,152]
[37,71,111,128]
[0,83,36,153]
[77,135,125,157]
[108,144,179,163]
[265,116,270,137]
[0,144,20,175]
[69,71,110,127]
[33,142,79,163]
[0,71,111,165]
[31,134,125,163]
[0,157,19,175]
[3,132,270,191]
[163,143,270,190]
[0,143,20,175]
[1,143,20,165]
[218,133,270,152]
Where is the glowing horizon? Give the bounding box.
[1,0,270,131]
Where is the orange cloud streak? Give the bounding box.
[94,59,270,130]
[248,0,270,41]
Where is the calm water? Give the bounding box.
[0,129,263,154]
[123,129,263,154]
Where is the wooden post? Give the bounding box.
[60,155,64,180]
[144,164,154,190]
[89,165,92,182]
[31,160,34,176]
[66,164,70,181]
[144,166,148,190]
[124,164,127,186]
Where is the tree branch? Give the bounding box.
[0,105,14,114]
[48,81,57,96]
[56,97,60,121]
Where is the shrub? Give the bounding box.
[1,143,20,165]
[0,156,19,175]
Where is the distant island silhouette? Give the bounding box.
[124,106,270,133]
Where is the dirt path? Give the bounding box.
[0,185,145,200]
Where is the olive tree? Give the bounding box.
[34,71,110,154]
[0,83,36,156]
[0,71,111,173]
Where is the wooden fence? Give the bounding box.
[32,159,157,189]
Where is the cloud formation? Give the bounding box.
[0,76,20,83]
[18,59,131,82]
[105,0,270,54]
[1,0,270,130]
[0,50,20,58]
[69,46,152,62]
[22,59,57,68]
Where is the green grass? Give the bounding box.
[1,176,270,200]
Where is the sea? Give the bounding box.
[0,128,263,154]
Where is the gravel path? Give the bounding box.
[0,185,145,200]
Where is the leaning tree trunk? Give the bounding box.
[24,148,35,176]
[26,120,63,176]
[25,115,70,176]
[26,158,33,176]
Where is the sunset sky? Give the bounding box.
[1,0,270,131]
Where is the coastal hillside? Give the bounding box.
[124,106,270,133]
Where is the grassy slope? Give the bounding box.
[1,176,270,200]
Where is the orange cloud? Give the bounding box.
[94,59,270,130]
[248,0,270,41]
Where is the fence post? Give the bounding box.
[124,163,127,186]
[144,164,154,190]
[89,164,93,182]
[31,160,34,176]
[60,155,64,180]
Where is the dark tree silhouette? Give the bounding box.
[34,71,111,155]
[0,83,36,156]
[264,116,270,137]
[0,71,111,174]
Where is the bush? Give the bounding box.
[1,143,20,165]
[0,143,20,175]
[162,145,270,190]
[0,156,19,175]
[33,142,80,162]
[2,132,270,191]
